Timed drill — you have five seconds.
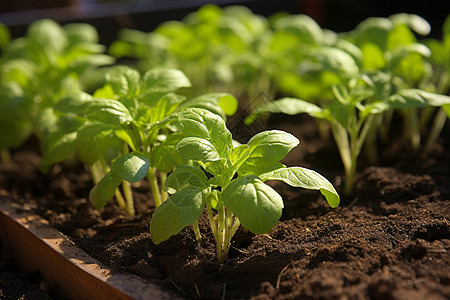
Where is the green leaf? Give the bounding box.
[353,17,392,51]
[260,167,340,208]
[27,19,67,55]
[389,13,431,36]
[76,122,122,165]
[222,176,283,235]
[141,68,191,93]
[237,130,299,176]
[55,93,133,125]
[312,47,360,78]
[150,133,186,173]
[150,187,205,244]
[177,108,232,156]
[39,132,77,173]
[245,97,323,125]
[149,93,185,123]
[180,93,238,119]
[89,172,122,209]
[164,164,208,194]
[177,137,221,162]
[111,152,150,183]
[387,89,450,109]
[274,14,324,45]
[64,23,99,44]
[105,66,140,99]
[115,128,139,152]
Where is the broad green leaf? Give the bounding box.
[260,167,340,208]
[387,89,450,109]
[149,93,185,123]
[39,132,77,172]
[312,47,360,78]
[230,144,251,166]
[323,99,354,129]
[105,66,140,99]
[141,68,191,93]
[177,108,232,156]
[218,94,238,116]
[389,13,431,36]
[274,14,324,45]
[76,122,122,165]
[164,164,208,194]
[115,128,139,152]
[386,24,417,50]
[150,187,205,244]
[64,23,99,44]
[360,43,385,70]
[89,172,122,209]
[237,130,299,176]
[55,93,133,125]
[111,152,150,183]
[150,133,186,173]
[222,176,283,235]
[177,137,221,162]
[27,19,67,55]
[334,39,364,68]
[179,93,238,119]
[245,97,323,125]
[353,17,392,51]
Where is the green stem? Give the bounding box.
[192,220,202,244]
[147,167,162,208]
[402,108,420,150]
[122,180,135,216]
[330,124,352,182]
[379,109,393,143]
[424,108,448,153]
[159,172,168,202]
[207,203,218,240]
[216,204,226,263]
[114,188,127,211]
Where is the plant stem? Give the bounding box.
[192,220,202,244]
[147,167,162,207]
[216,204,226,263]
[424,108,448,153]
[114,188,127,211]
[402,108,420,150]
[121,180,135,216]
[159,172,168,202]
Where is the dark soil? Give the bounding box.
[1,114,449,300]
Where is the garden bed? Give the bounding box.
[1,115,449,299]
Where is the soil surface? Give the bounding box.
[1,114,449,300]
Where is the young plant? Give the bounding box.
[0,19,114,161]
[421,15,450,152]
[344,13,435,150]
[246,73,450,195]
[150,108,339,263]
[109,5,273,101]
[46,66,237,215]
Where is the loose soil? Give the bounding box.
[1,114,449,300]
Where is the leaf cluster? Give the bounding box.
[150,108,339,262]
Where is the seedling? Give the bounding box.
[150,108,339,263]
[246,73,450,195]
[47,66,237,215]
[0,19,113,161]
[109,5,274,101]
